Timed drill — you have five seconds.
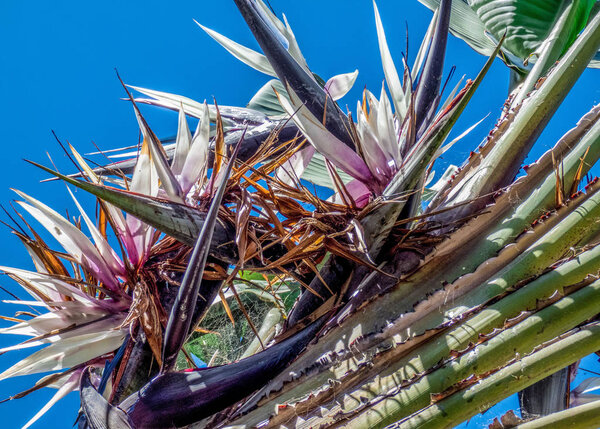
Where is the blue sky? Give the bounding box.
[0,1,599,428]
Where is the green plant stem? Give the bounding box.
[515,399,600,428]
[338,278,600,428]
[398,322,600,429]
[515,401,600,429]
[431,104,600,285]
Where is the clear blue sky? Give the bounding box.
[0,1,599,428]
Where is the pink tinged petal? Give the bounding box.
[356,101,393,178]
[13,191,120,292]
[329,179,371,208]
[131,102,184,203]
[1,299,107,310]
[69,145,137,268]
[324,70,359,101]
[277,86,376,187]
[373,0,409,121]
[22,370,81,429]
[67,188,126,277]
[0,329,126,381]
[377,84,401,163]
[127,140,159,266]
[0,313,125,354]
[126,214,152,267]
[0,267,118,312]
[180,102,211,195]
[275,145,315,186]
[171,106,192,176]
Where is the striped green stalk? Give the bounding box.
[431,105,600,284]
[516,400,600,429]
[339,277,600,428]
[398,321,600,428]
[316,244,600,427]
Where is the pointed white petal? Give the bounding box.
[0,267,106,308]
[439,75,465,112]
[127,138,159,265]
[22,371,80,429]
[13,192,120,291]
[196,21,276,77]
[0,313,124,354]
[171,106,192,176]
[66,188,125,277]
[277,86,375,186]
[131,105,184,203]
[324,70,359,101]
[20,241,49,275]
[411,7,439,82]
[69,145,134,256]
[0,302,113,337]
[433,115,487,159]
[180,102,211,195]
[373,1,408,120]
[0,329,125,381]
[280,13,310,71]
[254,1,309,70]
[275,145,315,186]
[377,85,400,163]
[356,100,392,177]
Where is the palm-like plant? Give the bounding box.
[2,0,600,428]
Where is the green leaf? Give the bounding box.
[27,162,228,253]
[469,0,595,60]
[301,152,353,189]
[419,0,597,71]
[246,79,288,117]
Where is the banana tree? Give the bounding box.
[1,0,600,428]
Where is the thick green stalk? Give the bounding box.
[366,183,600,353]
[340,279,600,428]
[225,241,600,428]
[427,104,600,285]
[397,322,600,429]
[317,244,600,427]
[515,400,600,429]
[224,185,600,427]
